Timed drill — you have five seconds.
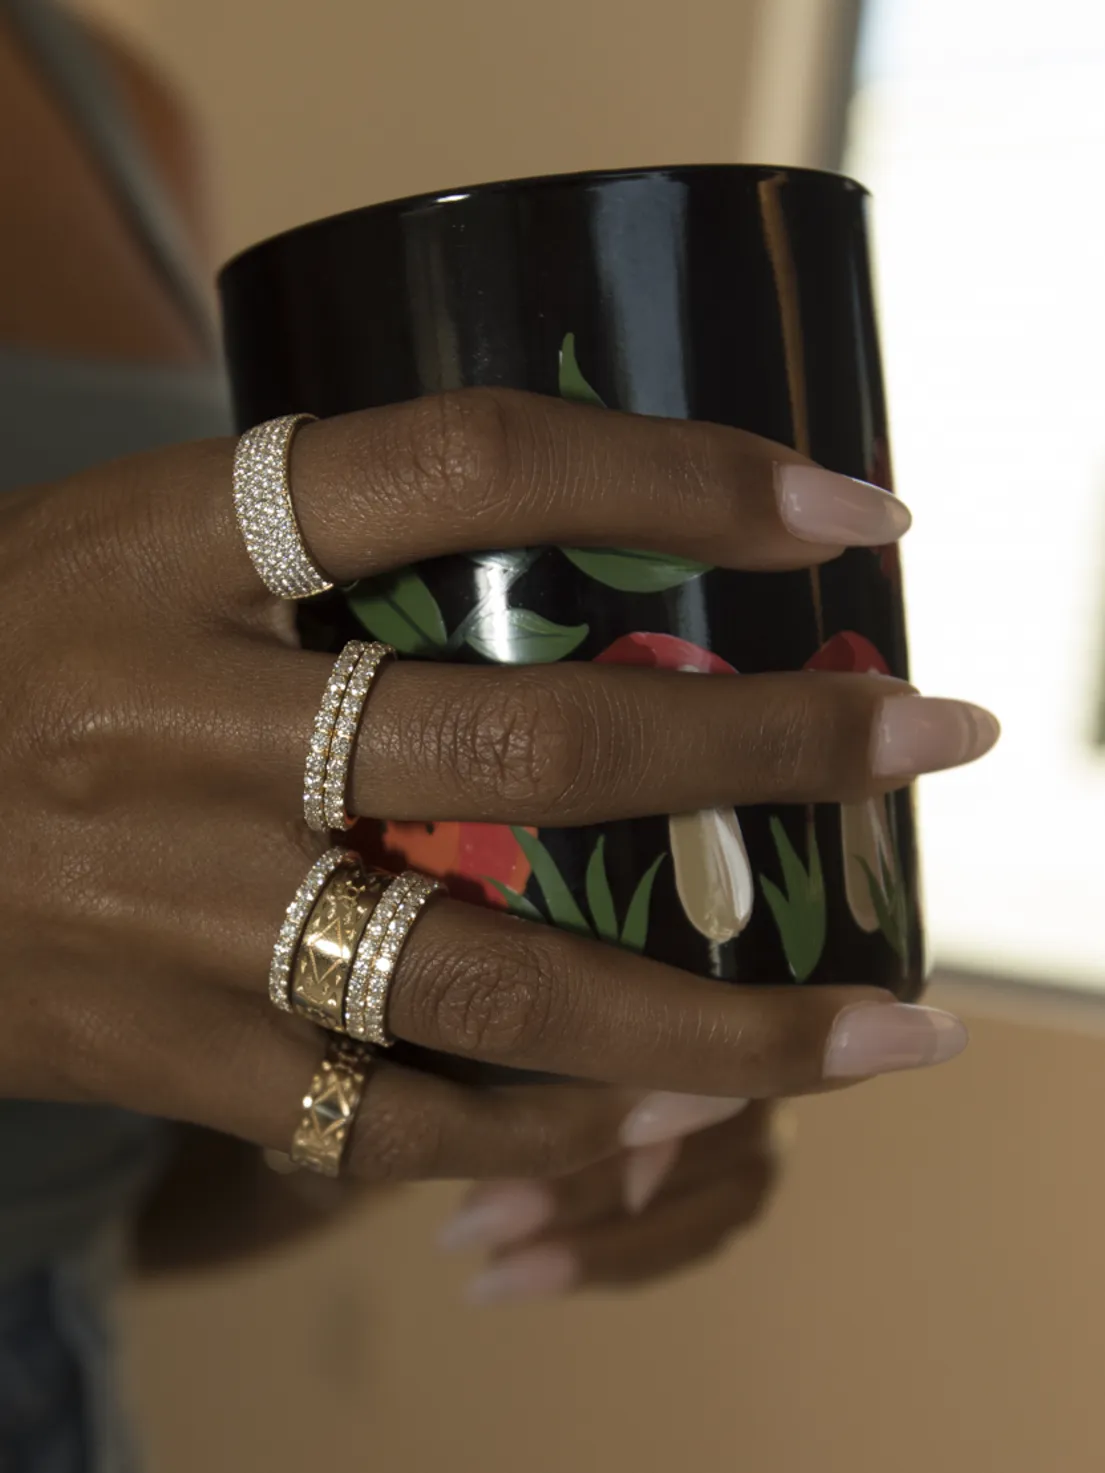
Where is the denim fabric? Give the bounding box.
[0,1232,136,1473]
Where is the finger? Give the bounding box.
[438,1102,776,1251]
[59,811,967,1099]
[8,965,653,1187]
[465,1175,772,1302]
[227,650,996,827]
[187,391,910,602]
[386,898,970,1097]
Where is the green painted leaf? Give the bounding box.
[759,818,827,982]
[620,853,667,953]
[484,879,546,925]
[559,333,606,407]
[769,818,810,902]
[859,857,907,961]
[347,570,448,655]
[585,836,619,943]
[465,607,589,664]
[560,546,712,592]
[510,827,592,937]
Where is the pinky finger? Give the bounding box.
[466,1171,774,1304]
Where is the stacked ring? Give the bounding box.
[269,848,357,1012]
[322,641,393,830]
[270,853,445,1043]
[302,639,394,833]
[289,1036,374,1178]
[303,642,370,830]
[291,865,387,1029]
[344,872,446,1046]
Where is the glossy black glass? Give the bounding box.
[219,164,922,998]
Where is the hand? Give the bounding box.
[441,1100,786,1302]
[0,390,993,1197]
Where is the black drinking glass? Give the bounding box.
[219,164,923,999]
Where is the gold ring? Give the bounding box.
[289,1036,373,1178]
[232,413,333,600]
[322,642,394,830]
[303,641,372,831]
[291,864,386,1029]
[269,848,357,1012]
[344,871,446,1045]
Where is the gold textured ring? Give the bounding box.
[344,871,446,1045]
[289,1036,373,1178]
[322,641,394,830]
[269,848,357,1012]
[291,864,387,1029]
[303,641,372,831]
[232,413,334,600]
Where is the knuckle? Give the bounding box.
[401,388,520,521]
[23,656,128,813]
[449,674,601,816]
[402,932,561,1062]
[348,1085,441,1184]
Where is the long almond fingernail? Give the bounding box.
[624,1139,682,1214]
[465,1245,578,1305]
[873,696,1000,778]
[620,1093,749,1147]
[775,464,912,546]
[439,1182,553,1253]
[824,1003,969,1078]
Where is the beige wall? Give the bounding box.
[66,2,1105,1469]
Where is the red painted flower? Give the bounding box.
[595,633,754,942]
[804,632,895,933]
[358,820,535,910]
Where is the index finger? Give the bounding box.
[386,899,966,1098]
[202,389,909,600]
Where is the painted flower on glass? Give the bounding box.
[594,632,754,943]
[803,631,905,954]
[362,819,535,911]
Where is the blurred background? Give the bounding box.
[69,0,1105,1467]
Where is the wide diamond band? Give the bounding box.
[232,414,334,600]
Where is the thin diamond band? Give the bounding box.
[303,642,370,831]
[232,414,333,600]
[322,641,394,830]
[344,872,445,1045]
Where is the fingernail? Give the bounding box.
[465,1245,578,1305]
[624,1139,682,1215]
[775,463,912,546]
[439,1182,554,1253]
[620,1093,749,1148]
[872,695,1000,778]
[824,1003,969,1079]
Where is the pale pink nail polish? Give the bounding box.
[873,696,1000,778]
[620,1092,748,1148]
[465,1245,578,1305]
[775,463,912,546]
[439,1182,553,1253]
[624,1139,682,1215]
[824,1002,969,1078]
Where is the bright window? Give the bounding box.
[845,0,1105,986]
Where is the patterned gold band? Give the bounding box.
[291,865,386,1028]
[289,1036,373,1178]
